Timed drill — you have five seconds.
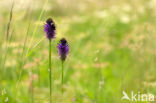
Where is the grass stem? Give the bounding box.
[38,64,40,87]
[31,74,34,103]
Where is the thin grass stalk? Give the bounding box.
[16,22,31,89]
[31,66,34,103]
[6,1,14,40]
[31,71,34,103]
[2,27,14,77]
[15,0,32,87]
[49,39,52,103]
[15,22,30,102]
[37,63,40,103]
[1,1,15,78]
[28,70,34,103]
[26,37,45,57]
[38,63,40,87]
[94,51,103,102]
[26,0,48,56]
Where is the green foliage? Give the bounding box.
[0,0,156,103]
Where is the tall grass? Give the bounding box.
[15,1,49,102]
[6,1,14,40]
[0,0,156,103]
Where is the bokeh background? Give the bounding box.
[0,0,156,103]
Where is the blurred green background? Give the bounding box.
[0,0,156,103]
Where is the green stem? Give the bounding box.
[61,61,64,94]
[29,68,34,103]
[49,39,52,103]
[32,74,34,103]
[38,63,40,103]
[38,63,40,87]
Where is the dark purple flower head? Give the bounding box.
[57,38,69,61]
[44,18,56,40]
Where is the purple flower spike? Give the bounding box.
[44,18,56,40]
[57,38,69,61]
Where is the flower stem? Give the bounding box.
[49,39,52,103]
[61,61,64,94]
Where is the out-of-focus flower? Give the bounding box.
[44,18,56,40]
[94,57,98,62]
[99,81,104,90]
[93,62,108,68]
[120,15,130,23]
[5,59,16,67]
[23,62,36,70]
[57,38,69,61]
[72,97,76,102]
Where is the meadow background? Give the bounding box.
[0,0,156,103]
